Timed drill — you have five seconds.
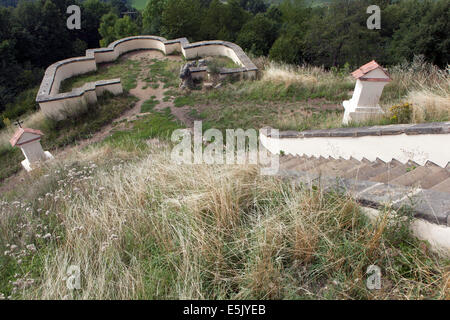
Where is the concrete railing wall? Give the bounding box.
[37,36,258,120]
[260,123,450,168]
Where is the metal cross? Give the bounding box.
[14,119,24,128]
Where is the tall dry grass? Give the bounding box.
[1,143,447,300]
[381,56,449,121]
[262,62,320,86]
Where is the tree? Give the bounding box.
[99,12,139,47]
[99,12,119,47]
[81,0,112,48]
[114,15,139,39]
[239,0,267,14]
[142,0,167,35]
[388,0,449,67]
[269,27,304,64]
[237,13,279,56]
[161,0,203,40]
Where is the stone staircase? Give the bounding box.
[260,122,450,251]
[280,155,450,193]
[277,155,450,226]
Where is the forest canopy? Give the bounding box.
[0,0,449,118]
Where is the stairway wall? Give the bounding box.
[260,123,450,167]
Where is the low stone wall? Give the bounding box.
[260,122,450,168]
[36,36,258,120]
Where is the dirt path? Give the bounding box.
[0,50,195,195]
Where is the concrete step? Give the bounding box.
[416,166,450,189]
[290,156,327,172]
[430,177,450,193]
[343,159,389,181]
[389,164,444,188]
[281,155,308,170]
[308,158,360,176]
[279,155,450,194]
[369,160,409,183]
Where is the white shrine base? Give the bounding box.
[342,100,384,124]
[21,151,54,172]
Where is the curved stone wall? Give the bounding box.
[36,35,258,120]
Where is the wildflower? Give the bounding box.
[26,244,36,252]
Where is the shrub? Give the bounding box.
[389,102,413,124]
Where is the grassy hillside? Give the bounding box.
[0,53,449,300]
[1,131,448,299]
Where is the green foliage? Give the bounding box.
[174,95,195,108]
[0,93,137,182]
[1,0,449,120]
[142,0,167,34]
[236,13,279,56]
[60,59,141,93]
[40,94,137,150]
[0,87,38,130]
[141,96,159,112]
[389,102,413,124]
[99,12,140,47]
[144,58,181,88]
[161,0,203,39]
[104,107,183,150]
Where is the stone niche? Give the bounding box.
[342,60,391,124]
[10,128,53,172]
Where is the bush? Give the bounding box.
[389,102,413,124]
[0,87,39,130]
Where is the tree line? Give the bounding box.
[0,0,448,118]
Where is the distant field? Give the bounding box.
[131,0,148,10]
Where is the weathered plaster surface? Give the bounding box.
[36,36,257,120]
[260,123,450,168]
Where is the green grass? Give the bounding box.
[144,59,182,89]
[1,87,39,130]
[103,107,183,151]
[0,93,137,184]
[141,96,160,113]
[1,154,447,299]
[173,95,195,108]
[131,0,148,10]
[60,59,141,93]
[40,94,137,149]
[206,56,241,74]
[0,145,22,182]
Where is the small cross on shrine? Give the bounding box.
[14,119,24,128]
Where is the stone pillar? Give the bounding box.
[342,60,391,124]
[10,128,53,172]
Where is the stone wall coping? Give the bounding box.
[36,35,258,104]
[37,79,121,102]
[262,122,450,139]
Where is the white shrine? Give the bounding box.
[342,60,391,124]
[10,127,53,172]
